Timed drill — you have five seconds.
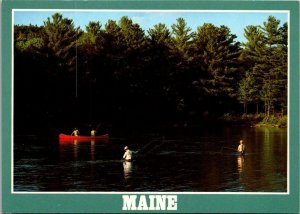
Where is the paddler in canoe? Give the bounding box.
[71,128,80,136]
[237,140,246,155]
[91,128,96,136]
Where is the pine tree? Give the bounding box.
[240,25,265,113]
[148,23,171,45]
[241,16,287,117]
[15,25,45,53]
[193,23,241,97]
[43,13,82,72]
[147,23,173,121]
[148,23,172,90]
[77,21,105,78]
[260,16,287,117]
[169,18,195,113]
[238,73,260,114]
[171,17,194,62]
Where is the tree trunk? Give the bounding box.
[266,101,271,119]
[256,103,259,115]
[243,103,247,114]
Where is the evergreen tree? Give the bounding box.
[14,14,288,131]
[148,23,171,45]
[193,23,241,98]
[170,18,195,114]
[260,16,287,117]
[79,21,104,53]
[238,73,260,114]
[147,23,173,122]
[116,16,148,92]
[15,25,45,53]
[43,13,82,72]
[241,16,287,117]
[147,23,172,96]
[171,17,194,62]
[239,25,264,113]
[77,21,105,80]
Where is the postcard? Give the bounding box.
[1,0,299,213]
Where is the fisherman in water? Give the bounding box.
[237,140,246,155]
[122,146,139,161]
[71,128,79,136]
[123,146,133,161]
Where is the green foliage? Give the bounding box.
[16,37,44,52]
[43,13,82,71]
[278,115,288,127]
[193,23,242,98]
[239,16,287,117]
[15,25,45,52]
[14,14,288,130]
[259,115,287,127]
[148,23,171,45]
[79,21,103,46]
[171,17,194,61]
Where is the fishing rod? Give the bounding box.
[223,146,236,151]
[142,140,166,155]
[95,122,102,131]
[137,138,161,155]
[220,146,237,153]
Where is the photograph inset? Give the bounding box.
[13,10,288,192]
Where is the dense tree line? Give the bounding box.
[14,13,287,134]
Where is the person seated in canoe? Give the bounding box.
[91,129,96,136]
[71,128,79,136]
[237,140,246,155]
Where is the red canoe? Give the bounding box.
[59,133,109,142]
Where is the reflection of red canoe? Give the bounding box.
[59,133,109,142]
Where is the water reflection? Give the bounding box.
[91,140,95,161]
[73,140,79,160]
[59,140,98,161]
[15,127,287,192]
[237,155,244,173]
[123,161,133,180]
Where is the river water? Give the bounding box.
[14,126,287,192]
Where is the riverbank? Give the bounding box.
[255,115,288,128]
[220,113,287,128]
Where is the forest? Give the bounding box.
[14,13,288,135]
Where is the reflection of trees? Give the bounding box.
[243,127,287,190]
[262,128,274,171]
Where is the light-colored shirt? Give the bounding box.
[123,150,133,161]
[72,130,79,136]
[237,144,245,152]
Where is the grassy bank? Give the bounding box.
[256,115,287,128]
[221,113,287,128]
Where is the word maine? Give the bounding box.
[122,195,178,211]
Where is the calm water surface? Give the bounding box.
[14,126,287,192]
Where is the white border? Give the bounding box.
[11,9,290,195]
